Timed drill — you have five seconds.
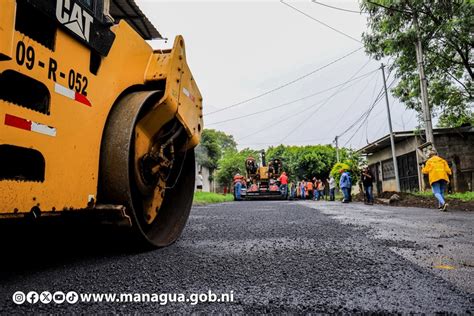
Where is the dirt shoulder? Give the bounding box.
[355,191,474,211]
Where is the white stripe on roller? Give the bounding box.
[55,83,75,99]
[31,122,57,137]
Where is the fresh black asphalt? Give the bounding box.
[0,201,472,313]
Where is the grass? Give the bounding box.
[193,191,234,205]
[413,190,474,202]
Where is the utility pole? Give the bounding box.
[381,63,400,192]
[335,136,340,162]
[413,12,435,147]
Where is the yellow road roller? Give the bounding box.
[0,0,203,247]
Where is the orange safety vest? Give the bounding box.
[233,175,244,184]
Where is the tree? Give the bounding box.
[215,149,260,187]
[330,162,352,188]
[196,129,237,184]
[330,152,363,188]
[360,0,473,127]
[203,129,237,153]
[267,145,342,180]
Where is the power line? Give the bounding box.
[337,88,385,138]
[337,66,394,139]
[311,0,367,14]
[235,77,365,142]
[330,70,379,132]
[331,87,383,148]
[236,92,344,142]
[205,46,363,116]
[239,136,333,147]
[280,0,362,43]
[206,68,379,126]
[342,97,383,147]
[341,78,397,147]
[236,64,372,143]
[279,59,372,142]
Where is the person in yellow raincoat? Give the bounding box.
[422,150,452,211]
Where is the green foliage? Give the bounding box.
[437,108,474,128]
[330,156,361,188]
[215,148,260,187]
[204,129,238,153]
[210,135,362,188]
[414,190,474,201]
[266,144,340,180]
[193,192,234,205]
[196,129,237,176]
[360,0,473,128]
[447,191,474,202]
[330,162,351,188]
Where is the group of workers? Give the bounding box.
[288,177,335,201]
[232,149,452,210]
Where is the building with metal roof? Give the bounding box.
[357,126,474,194]
[109,0,162,40]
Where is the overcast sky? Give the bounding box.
[136,0,420,150]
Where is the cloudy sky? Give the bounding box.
[136,0,420,150]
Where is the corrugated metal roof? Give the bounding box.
[357,126,474,154]
[110,0,162,40]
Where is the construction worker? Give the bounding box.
[196,171,203,192]
[422,150,452,211]
[278,172,289,197]
[233,173,244,201]
[307,179,314,200]
[339,169,352,203]
[327,176,336,201]
[300,180,306,199]
[361,167,374,205]
[317,179,325,200]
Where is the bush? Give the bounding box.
[330,161,358,187]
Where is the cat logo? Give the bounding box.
[56,0,93,42]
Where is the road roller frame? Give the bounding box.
[0,1,203,246]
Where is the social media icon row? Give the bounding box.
[12,291,79,305]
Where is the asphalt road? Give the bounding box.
[0,201,472,313]
[300,200,474,294]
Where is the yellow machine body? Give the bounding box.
[259,166,269,180]
[0,1,202,216]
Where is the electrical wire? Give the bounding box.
[236,87,354,142]
[280,0,362,43]
[279,59,373,142]
[342,99,382,148]
[337,88,384,138]
[337,65,393,139]
[239,136,333,147]
[330,70,379,132]
[341,78,397,147]
[235,66,374,143]
[206,68,379,126]
[205,46,363,116]
[311,0,367,14]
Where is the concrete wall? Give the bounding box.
[435,133,474,192]
[367,137,422,193]
[369,137,421,163]
[366,132,474,193]
[195,164,211,192]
